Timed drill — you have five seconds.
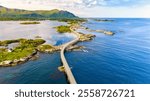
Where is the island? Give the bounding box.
[56,25,71,33]
[82,26,115,35]
[20,21,40,25]
[0,20,96,67]
[93,19,114,22]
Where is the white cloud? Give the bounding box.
[0,0,150,17]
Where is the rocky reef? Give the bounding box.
[82,27,115,35]
[93,19,114,22]
[66,45,85,51]
[95,30,115,35]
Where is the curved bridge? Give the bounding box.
[60,28,80,84]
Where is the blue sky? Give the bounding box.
[0,0,150,17]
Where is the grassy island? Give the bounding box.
[20,21,40,25]
[0,39,45,66]
[37,44,59,53]
[56,25,71,33]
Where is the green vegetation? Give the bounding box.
[58,66,65,72]
[0,47,34,62]
[0,48,7,52]
[0,39,20,46]
[37,44,54,52]
[20,21,40,25]
[57,18,86,23]
[0,5,78,20]
[56,25,71,33]
[79,32,96,42]
[0,39,45,62]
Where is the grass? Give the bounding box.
[56,25,71,33]
[0,39,20,46]
[37,44,54,51]
[0,47,34,62]
[0,39,45,62]
[20,21,40,25]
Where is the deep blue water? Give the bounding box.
[0,18,150,84]
[67,18,150,84]
[0,53,67,84]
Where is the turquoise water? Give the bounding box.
[0,18,150,84]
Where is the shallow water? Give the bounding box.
[0,20,76,45]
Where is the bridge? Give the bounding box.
[60,27,80,84]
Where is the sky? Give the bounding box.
[0,0,150,18]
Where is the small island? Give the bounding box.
[94,19,114,22]
[20,21,40,25]
[56,25,71,33]
[0,39,61,66]
[82,27,115,35]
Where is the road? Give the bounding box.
[60,28,80,84]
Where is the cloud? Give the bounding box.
[81,0,150,7]
[0,0,150,17]
[1,0,150,9]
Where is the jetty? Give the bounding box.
[60,27,80,84]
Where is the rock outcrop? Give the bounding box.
[78,32,96,42]
[37,44,61,53]
[82,26,115,35]
[66,45,85,51]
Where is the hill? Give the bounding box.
[0,5,78,20]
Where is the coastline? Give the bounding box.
[0,21,95,68]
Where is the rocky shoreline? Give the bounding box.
[0,50,37,67]
[82,26,115,35]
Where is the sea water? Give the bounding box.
[0,19,150,84]
[67,18,150,84]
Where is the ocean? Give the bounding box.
[0,18,150,84]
